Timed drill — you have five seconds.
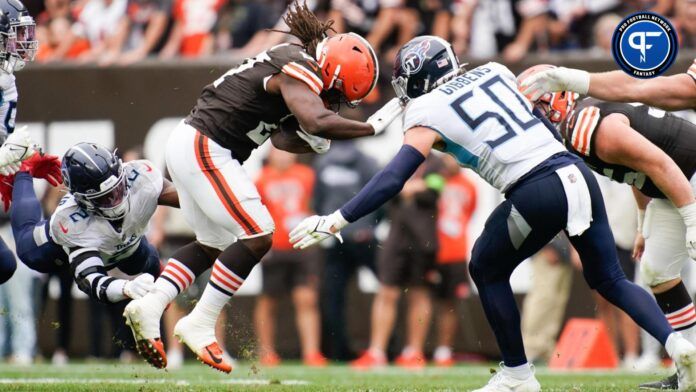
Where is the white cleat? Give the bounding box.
[673,337,696,391]
[123,296,167,369]
[472,363,541,392]
[174,314,233,373]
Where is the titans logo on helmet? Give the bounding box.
[401,39,431,75]
[611,11,677,78]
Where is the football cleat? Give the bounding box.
[123,297,167,369]
[174,314,233,373]
[472,363,541,392]
[673,338,696,391]
[639,373,678,390]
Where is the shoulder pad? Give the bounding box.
[125,160,164,195]
[272,44,323,95]
[568,106,600,157]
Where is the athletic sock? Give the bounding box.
[655,282,696,344]
[149,241,216,311]
[188,241,260,330]
[188,260,245,329]
[503,363,532,380]
[433,346,452,361]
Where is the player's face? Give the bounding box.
[87,174,130,220]
[13,18,37,62]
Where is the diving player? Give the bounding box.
[519,59,696,111]
[0,0,41,283]
[520,64,696,390]
[123,2,402,373]
[9,142,179,303]
[289,36,696,391]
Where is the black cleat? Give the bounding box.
[639,373,678,390]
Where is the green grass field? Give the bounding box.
[0,361,673,391]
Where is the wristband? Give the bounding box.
[678,202,696,227]
[636,209,645,233]
[330,210,349,232]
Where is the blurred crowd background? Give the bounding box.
[23,0,696,66]
[1,0,696,374]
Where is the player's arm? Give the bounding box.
[521,68,696,111]
[289,127,439,249]
[68,247,155,303]
[631,187,651,261]
[594,113,696,208]
[275,73,376,139]
[157,178,179,208]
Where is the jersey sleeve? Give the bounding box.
[269,44,324,95]
[0,73,17,140]
[402,98,433,133]
[128,160,164,197]
[564,105,601,157]
[49,198,101,250]
[688,58,696,83]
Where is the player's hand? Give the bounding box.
[632,233,645,261]
[367,98,404,136]
[122,273,156,299]
[0,174,13,212]
[519,67,590,101]
[21,154,63,186]
[289,211,348,249]
[296,128,331,154]
[0,127,38,175]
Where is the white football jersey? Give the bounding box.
[49,160,163,267]
[0,73,17,142]
[403,62,566,192]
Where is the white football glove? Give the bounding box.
[367,97,404,136]
[289,211,348,249]
[679,203,696,260]
[122,273,156,299]
[296,127,331,154]
[0,126,37,175]
[519,67,590,102]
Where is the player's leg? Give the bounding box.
[290,249,324,366]
[396,253,433,369]
[433,262,469,366]
[9,171,65,274]
[568,164,696,389]
[469,173,570,392]
[170,131,274,372]
[255,255,284,366]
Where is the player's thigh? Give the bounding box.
[471,177,566,283]
[566,164,625,288]
[641,199,688,286]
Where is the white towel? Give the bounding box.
[555,165,593,236]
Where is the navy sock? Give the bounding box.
[597,278,673,345]
[0,236,16,283]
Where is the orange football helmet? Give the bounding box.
[315,32,378,107]
[517,64,578,124]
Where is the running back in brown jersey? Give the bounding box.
[186,43,323,162]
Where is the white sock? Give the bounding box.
[665,332,682,359]
[434,346,452,361]
[152,258,196,311]
[504,363,532,380]
[367,347,386,360]
[188,260,244,330]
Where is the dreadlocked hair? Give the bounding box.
[273,1,334,56]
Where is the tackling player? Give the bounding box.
[0,0,44,283]
[289,36,696,391]
[123,2,401,373]
[8,143,179,304]
[519,59,696,111]
[520,64,696,390]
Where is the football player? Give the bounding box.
[289,36,696,391]
[520,64,696,390]
[519,59,696,111]
[0,0,41,283]
[8,143,179,304]
[123,2,401,373]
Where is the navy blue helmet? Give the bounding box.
[392,36,462,103]
[61,143,130,220]
[0,0,36,68]
[0,12,15,74]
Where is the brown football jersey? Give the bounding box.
[560,98,696,198]
[185,43,324,162]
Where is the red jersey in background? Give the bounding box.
[437,172,477,263]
